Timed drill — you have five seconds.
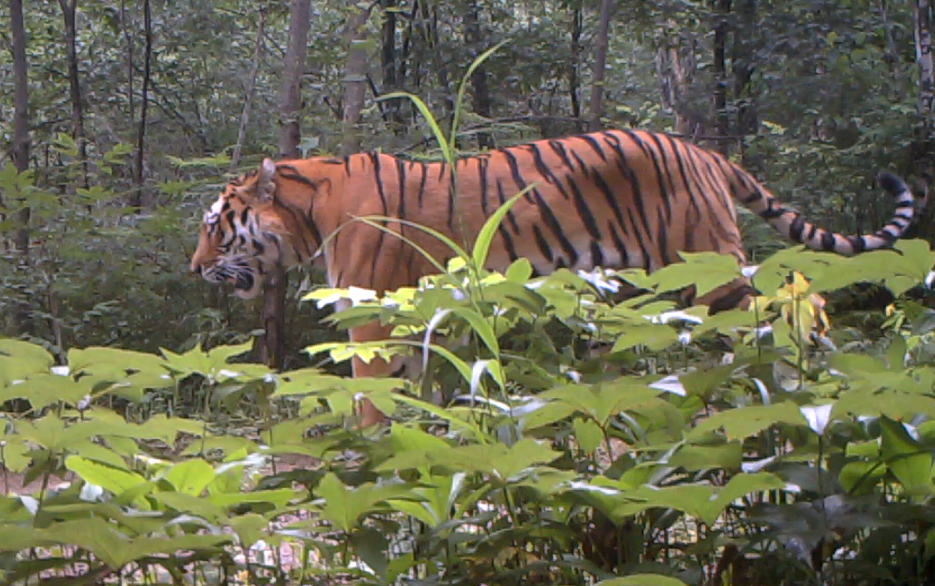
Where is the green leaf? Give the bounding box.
[651,252,742,297]
[65,456,147,498]
[0,339,54,386]
[880,417,934,498]
[450,307,500,358]
[162,459,217,496]
[351,527,390,580]
[669,442,743,471]
[378,92,452,164]
[689,402,807,441]
[152,492,227,522]
[574,417,603,454]
[317,473,414,532]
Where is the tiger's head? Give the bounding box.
[190,158,308,299]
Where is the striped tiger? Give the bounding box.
[190,129,915,426]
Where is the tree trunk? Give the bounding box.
[912,0,935,235]
[881,0,909,100]
[230,7,266,173]
[569,0,583,120]
[381,0,405,131]
[340,0,371,157]
[121,0,134,118]
[654,20,696,136]
[712,0,731,155]
[587,0,613,131]
[417,2,453,126]
[131,0,152,209]
[9,0,31,335]
[732,0,758,165]
[10,0,30,254]
[464,0,492,149]
[278,0,311,161]
[915,0,935,136]
[264,0,311,370]
[58,0,88,188]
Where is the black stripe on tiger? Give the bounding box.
[527,143,570,200]
[369,153,388,286]
[548,140,576,172]
[503,149,536,204]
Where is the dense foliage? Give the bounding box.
[2,242,935,584]
[3,0,935,584]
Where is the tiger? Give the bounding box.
[190,129,915,427]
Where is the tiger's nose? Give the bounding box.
[191,262,202,275]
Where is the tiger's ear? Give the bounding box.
[256,158,277,202]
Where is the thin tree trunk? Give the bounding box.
[381,0,404,131]
[399,0,416,100]
[732,0,757,165]
[912,0,935,232]
[10,0,31,335]
[263,0,312,370]
[569,0,583,120]
[230,7,266,172]
[587,0,613,131]
[121,0,134,118]
[10,0,30,254]
[277,0,311,160]
[58,0,88,188]
[131,0,152,209]
[881,0,909,100]
[464,0,493,149]
[417,2,452,126]
[712,0,731,155]
[340,0,371,157]
[915,0,935,132]
[654,20,696,136]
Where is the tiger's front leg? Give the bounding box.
[348,321,414,428]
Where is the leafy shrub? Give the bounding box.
[2,238,935,585]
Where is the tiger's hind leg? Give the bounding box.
[348,321,414,428]
[694,278,757,314]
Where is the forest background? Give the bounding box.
[6,2,935,584]
[2,0,934,362]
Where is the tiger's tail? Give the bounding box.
[726,162,915,254]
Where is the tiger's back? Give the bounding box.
[313,129,911,298]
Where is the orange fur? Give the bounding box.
[191,130,915,426]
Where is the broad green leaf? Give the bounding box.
[65,456,147,497]
[611,324,679,352]
[574,417,603,454]
[880,417,934,498]
[389,423,451,455]
[152,492,227,522]
[689,402,806,441]
[162,459,216,496]
[669,442,743,471]
[317,473,414,532]
[351,527,390,580]
[652,252,742,297]
[229,513,270,549]
[0,373,92,409]
[0,339,54,386]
